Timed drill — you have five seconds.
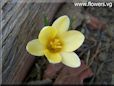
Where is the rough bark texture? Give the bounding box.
[1,0,63,84]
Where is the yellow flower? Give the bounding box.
[26,15,85,68]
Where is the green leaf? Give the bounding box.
[44,16,49,26]
[70,16,76,29]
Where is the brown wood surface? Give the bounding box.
[2,0,64,84]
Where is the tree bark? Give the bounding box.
[2,0,63,84]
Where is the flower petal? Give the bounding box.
[52,15,70,34]
[39,26,57,45]
[61,52,81,68]
[60,30,85,52]
[44,49,62,63]
[26,39,44,56]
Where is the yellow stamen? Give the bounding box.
[47,38,62,53]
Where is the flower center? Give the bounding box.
[47,38,62,53]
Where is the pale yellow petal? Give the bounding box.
[44,49,62,63]
[39,26,57,45]
[52,15,70,34]
[26,39,44,56]
[60,30,85,52]
[61,52,81,68]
